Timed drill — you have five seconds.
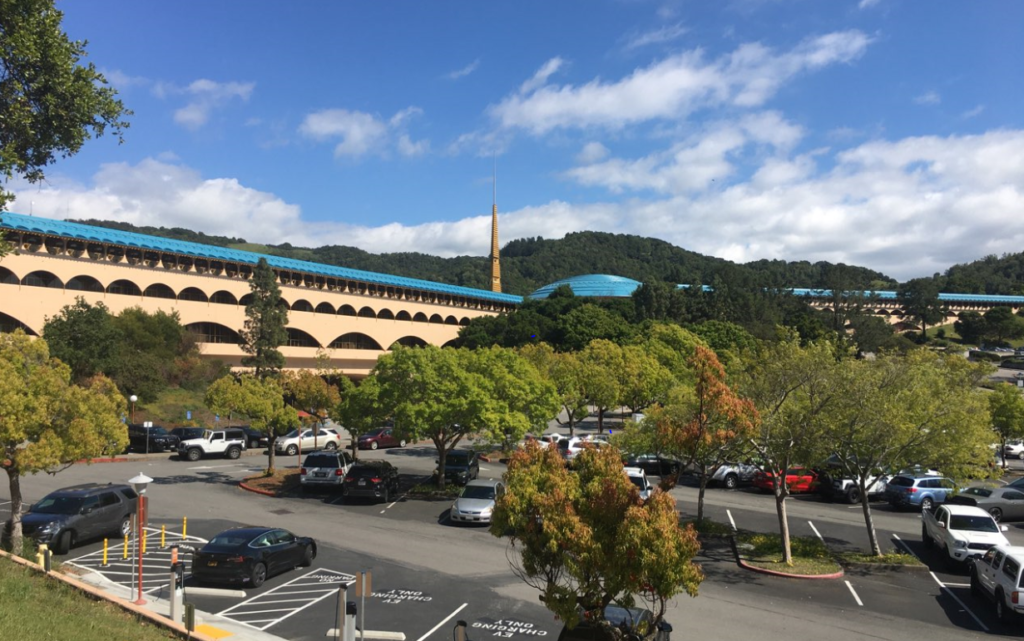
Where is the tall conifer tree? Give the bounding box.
[241,258,288,378]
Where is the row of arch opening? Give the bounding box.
[0,268,471,325]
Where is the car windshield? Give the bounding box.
[949,515,998,532]
[446,454,470,466]
[304,454,338,468]
[363,429,384,438]
[208,533,253,547]
[461,486,496,500]
[150,427,168,436]
[283,429,300,438]
[557,440,570,451]
[32,496,84,515]
[348,466,383,478]
[202,430,214,439]
[628,476,646,489]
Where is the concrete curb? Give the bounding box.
[730,535,845,580]
[0,549,218,641]
[839,560,928,573]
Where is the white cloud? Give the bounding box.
[624,23,688,50]
[300,107,429,158]
[490,31,870,134]
[962,104,985,119]
[168,79,255,130]
[447,59,481,80]
[858,0,881,8]
[397,135,430,157]
[100,68,148,88]
[577,142,610,164]
[914,90,941,106]
[12,130,1024,282]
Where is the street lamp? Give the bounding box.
[129,472,152,605]
[130,395,138,424]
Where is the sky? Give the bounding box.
[8,0,1024,283]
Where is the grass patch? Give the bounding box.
[407,482,462,499]
[839,550,924,567]
[138,387,211,425]
[736,531,842,576]
[0,556,178,640]
[242,468,299,495]
[683,518,733,538]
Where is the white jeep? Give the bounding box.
[177,428,247,462]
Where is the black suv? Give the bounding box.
[435,450,480,485]
[557,605,672,641]
[343,461,400,503]
[8,483,138,554]
[238,426,268,450]
[127,424,180,453]
[169,427,205,442]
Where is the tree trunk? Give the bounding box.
[435,438,447,489]
[861,479,881,556]
[350,434,359,461]
[696,467,708,523]
[6,469,23,556]
[774,481,792,565]
[267,436,277,474]
[597,408,605,432]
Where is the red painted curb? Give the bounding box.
[737,557,844,580]
[79,457,130,464]
[238,481,277,497]
[479,455,491,463]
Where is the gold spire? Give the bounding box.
[490,202,501,292]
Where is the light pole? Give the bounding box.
[129,472,152,605]
[130,395,138,424]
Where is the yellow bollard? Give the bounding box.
[102,539,108,566]
[161,525,166,549]
[182,516,187,539]
[142,529,147,554]
[123,534,129,559]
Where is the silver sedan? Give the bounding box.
[449,479,505,525]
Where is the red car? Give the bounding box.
[753,467,819,494]
[357,427,406,450]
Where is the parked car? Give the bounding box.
[626,454,683,478]
[7,483,137,554]
[557,437,608,464]
[449,479,505,525]
[357,427,406,450]
[923,503,1009,570]
[624,467,653,500]
[885,474,957,510]
[237,426,268,450]
[950,486,1024,522]
[342,460,401,503]
[300,450,354,492]
[753,467,819,494]
[710,461,759,489]
[275,427,342,456]
[970,545,1024,622]
[191,526,316,588]
[1004,441,1024,460]
[169,427,205,443]
[435,450,480,485]
[556,604,672,641]
[177,428,247,461]
[127,424,179,453]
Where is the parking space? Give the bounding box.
[214,568,354,631]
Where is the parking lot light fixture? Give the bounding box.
[130,395,138,424]
[128,473,152,605]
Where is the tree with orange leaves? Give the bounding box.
[645,345,758,523]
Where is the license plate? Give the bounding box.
[207,561,218,567]
[359,479,366,486]
[315,472,327,478]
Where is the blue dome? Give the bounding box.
[528,274,642,300]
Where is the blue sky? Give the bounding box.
[9,0,1024,282]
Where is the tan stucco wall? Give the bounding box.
[0,251,502,377]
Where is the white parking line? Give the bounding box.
[726,509,737,531]
[807,521,824,543]
[217,568,354,631]
[416,603,468,641]
[892,534,989,632]
[844,580,864,606]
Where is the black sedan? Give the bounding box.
[192,527,316,588]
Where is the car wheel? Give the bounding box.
[53,530,73,555]
[249,439,260,449]
[1018,451,1024,461]
[286,444,298,456]
[251,562,267,588]
[970,565,982,598]
[119,516,132,537]
[301,545,315,567]
[370,441,378,450]
[920,497,934,511]
[847,487,861,504]
[382,487,390,504]
[226,447,241,460]
[997,589,1013,622]
[724,474,738,490]
[325,442,337,451]
[922,525,933,548]
[399,440,406,448]
[186,448,202,462]
[990,507,1003,523]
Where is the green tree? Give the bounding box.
[332,376,383,460]
[110,307,189,401]
[205,374,298,473]
[42,297,120,382]
[954,311,986,346]
[520,344,590,433]
[826,351,994,556]
[240,258,288,378]
[990,383,1024,470]
[845,314,898,354]
[646,346,758,522]
[736,335,842,564]
[982,307,1024,345]
[617,344,674,414]
[897,277,945,338]
[0,0,130,251]
[578,340,623,433]
[491,442,703,630]
[282,369,341,449]
[556,304,632,351]
[1,330,127,554]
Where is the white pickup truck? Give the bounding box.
[922,503,1009,569]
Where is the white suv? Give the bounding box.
[971,545,1024,621]
[275,427,343,456]
[177,428,246,461]
[625,467,653,500]
[1005,441,1024,460]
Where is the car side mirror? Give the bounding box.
[435,460,440,464]
[1003,525,1010,532]
[81,507,93,515]
[937,522,945,529]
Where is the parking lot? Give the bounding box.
[3,437,1023,641]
